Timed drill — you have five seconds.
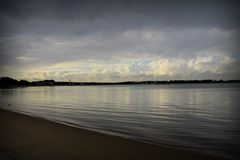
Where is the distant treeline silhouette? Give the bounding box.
[1,77,240,87]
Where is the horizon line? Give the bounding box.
[1,77,240,84]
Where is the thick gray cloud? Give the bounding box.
[0,0,239,81]
[1,0,239,37]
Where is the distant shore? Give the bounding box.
[0,108,227,160]
[1,77,240,87]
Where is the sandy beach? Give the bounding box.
[0,108,226,160]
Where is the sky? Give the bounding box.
[0,0,239,82]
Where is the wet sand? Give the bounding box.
[0,108,226,160]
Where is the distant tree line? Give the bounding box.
[0,77,30,86]
[0,77,240,87]
[0,77,56,87]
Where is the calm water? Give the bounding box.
[0,84,240,159]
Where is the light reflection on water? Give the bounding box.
[0,83,240,159]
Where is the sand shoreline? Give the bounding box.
[0,108,227,160]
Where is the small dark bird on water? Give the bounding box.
[8,104,11,106]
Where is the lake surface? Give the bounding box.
[0,84,240,159]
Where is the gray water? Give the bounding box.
[0,83,240,159]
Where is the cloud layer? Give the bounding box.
[0,0,239,81]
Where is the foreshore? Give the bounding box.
[0,108,226,160]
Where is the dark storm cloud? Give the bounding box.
[1,0,239,34]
